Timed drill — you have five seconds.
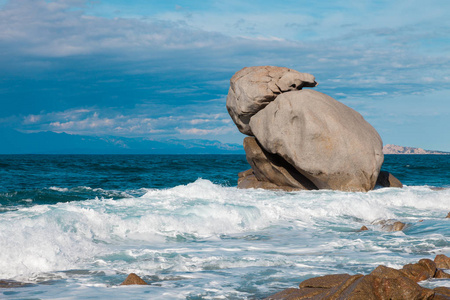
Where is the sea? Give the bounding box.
[0,154,449,299]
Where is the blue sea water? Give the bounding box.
[0,154,449,299]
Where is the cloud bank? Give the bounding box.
[0,0,449,150]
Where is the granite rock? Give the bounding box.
[250,89,384,192]
[226,66,317,135]
[243,137,317,190]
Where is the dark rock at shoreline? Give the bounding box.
[238,169,301,191]
[0,279,34,288]
[120,273,148,286]
[376,170,403,188]
[265,255,450,300]
[242,137,317,191]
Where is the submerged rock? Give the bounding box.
[120,273,148,286]
[373,219,407,231]
[0,279,33,288]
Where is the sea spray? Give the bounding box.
[0,154,449,299]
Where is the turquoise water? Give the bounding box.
[0,154,449,299]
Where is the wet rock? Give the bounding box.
[226,66,317,135]
[376,170,403,188]
[434,287,450,297]
[265,258,448,300]
[237,171,300,191]
[0,279,33,288]
[435,254,450,269]
[238,168,253,179]
[250,90,384,192]
[446,212,450,218]
[341,272,434,300]
[243,137,317,190]
[360,225,369,231]
[264,287,324,300]
[400,259,436,282]
[120,273,148,285]
[373,219,407,231]
[435,269,450,279]
[298,273,353,289]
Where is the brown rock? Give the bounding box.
[370,264,408,279]
[120,273,148,285]
[265,261,448,300]
[243,137,317,190]
[446,212,450,218]
[400,259,436,282]
[435,254,450,269]
[299,273,353,289]
[373,219,407,231]
[433,293,450,300]
[340,273,434,300]
[319,274,365,299]
[360,225,369,231]
[264,287,325,300]
[237,172,300,191]
[435,269,450,279]
[238,169,253,179]
[434,287,450,297]
[376,170,403,188]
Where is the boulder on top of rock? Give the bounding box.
[249,89,384,192]
[226,66,317,135]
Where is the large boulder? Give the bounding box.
[243,137,317,190]
[249,89,384,192]
[226,66,317,135]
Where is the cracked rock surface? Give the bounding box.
[229,66,391,192]
[226,66,317,136]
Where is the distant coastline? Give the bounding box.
[383,144,450,155]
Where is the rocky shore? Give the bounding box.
[265,254,450,300]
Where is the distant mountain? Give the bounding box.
[383,144,449,155]
[0,128,244,154]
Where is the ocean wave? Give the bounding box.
[0,179,448,296]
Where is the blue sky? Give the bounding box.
[0,0,449,152]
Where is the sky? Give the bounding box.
[0,0,449,152]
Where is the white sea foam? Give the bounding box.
[1,179,449,298]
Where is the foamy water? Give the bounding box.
[1,179,449,299]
